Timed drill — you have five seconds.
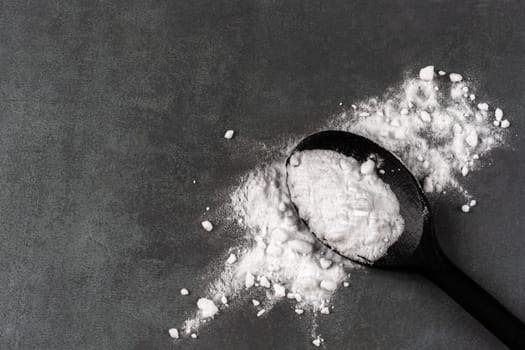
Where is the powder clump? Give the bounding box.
[287,150,404,263]
[197,298,219,319]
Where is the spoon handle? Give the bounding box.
[422,247,525,349]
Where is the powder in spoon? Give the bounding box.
[287,150,404,263]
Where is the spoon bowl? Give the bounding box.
[286,130,432,269]
[286,130,525,349]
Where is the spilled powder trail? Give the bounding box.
[331,66,508,197]
[183,161,352,335]
[174,67,511,345]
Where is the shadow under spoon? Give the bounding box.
[286,130,525,349]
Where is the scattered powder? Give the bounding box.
[331,66,507,196]
[287,150,404,264]
[175,67,511,343]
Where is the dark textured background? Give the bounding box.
[0,0,524,349]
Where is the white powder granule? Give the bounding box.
[226,253,237,264]
[256,309,266,317]
[228,163,349,307]
[449,73,463,82]
[312,335,324,347]
[260,276,271,288]
[273,284,286,298]
[495,108,503,120]
[287,150,404,263]
[168,328,179,339]
[419,65,434,81]
[224,130,235,139]
[196,298,219,319]
[201,220,213,232]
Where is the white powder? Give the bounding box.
[201,220,213,231]
[177,67,511,340]
[229,163,348,307]
[331,66,508,195]
[224,130,235,139]
[168,328,179,339]
[287,150,404,263]
[196,298,219,319]
[181,162,349,335]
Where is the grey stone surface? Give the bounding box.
[0,0,523,349]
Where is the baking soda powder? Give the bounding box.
[174,67,510,345]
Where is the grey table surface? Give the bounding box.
[1,1,524,349]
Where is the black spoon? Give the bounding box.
[286,130,525,349]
